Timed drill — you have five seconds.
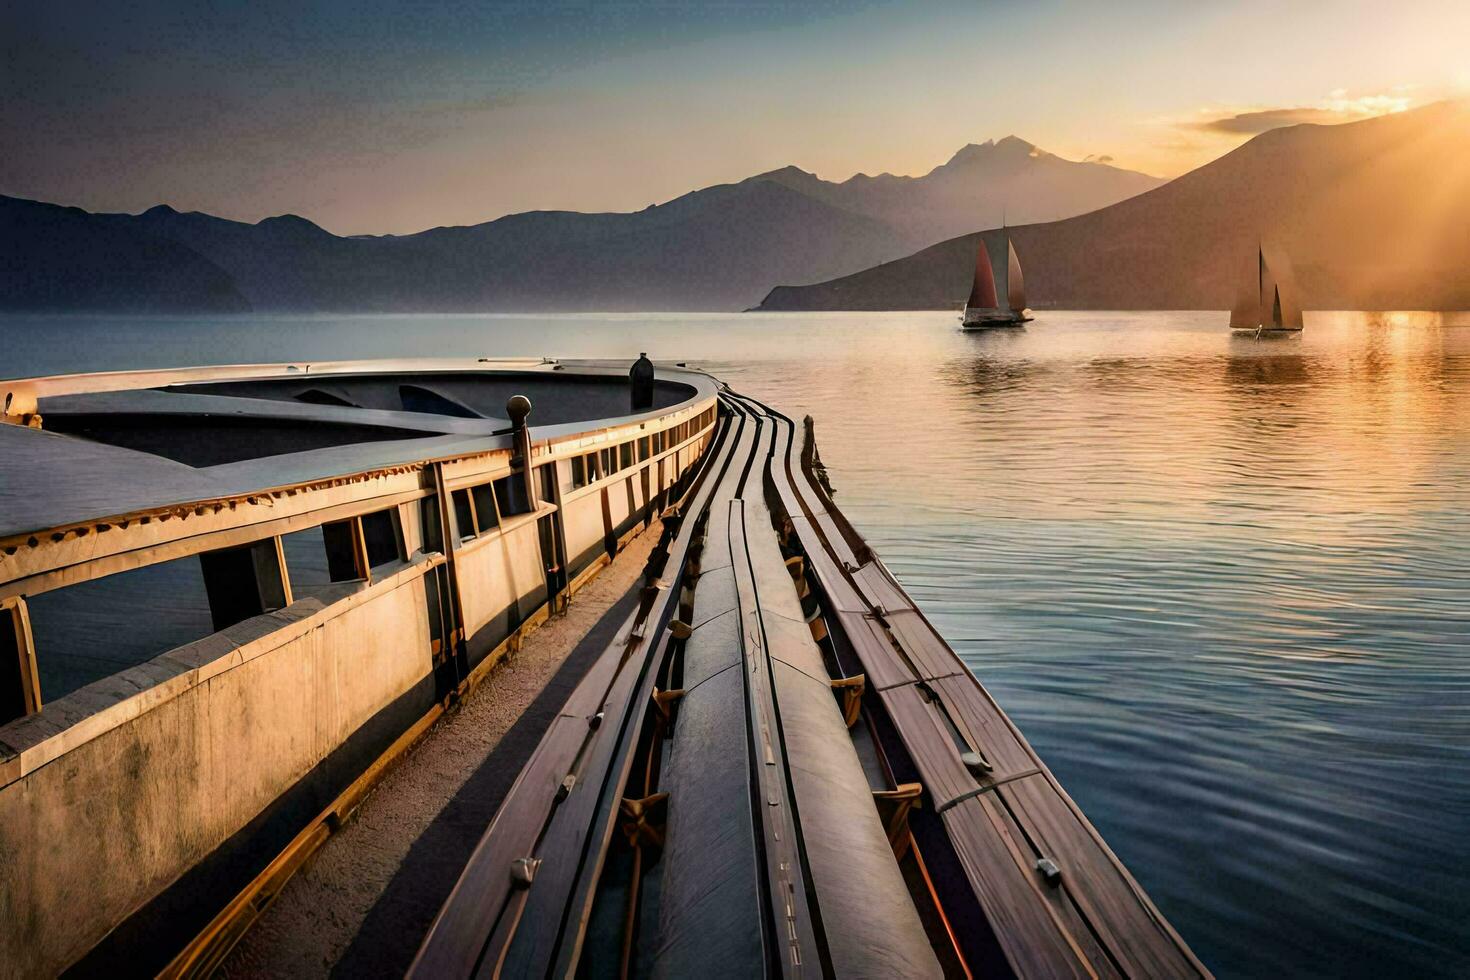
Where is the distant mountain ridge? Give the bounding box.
[0,140,1160,313]
[751,136,1163,249]
[757,102,1470,313]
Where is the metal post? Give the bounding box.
[507,395,537,508]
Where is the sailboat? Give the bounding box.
[961,235,1031,329]
[1230,241,1303,333]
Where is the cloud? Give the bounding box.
[1188,107,1342,134]
[1182,92,1414,136]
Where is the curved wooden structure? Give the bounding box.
[414,388,1209,979]
[0,359,719,977]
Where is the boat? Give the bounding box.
[0,358,718,977]
[0,359,1208,978]
[413,392,1209,979]
[961,235,1032,328]
[1230,241,1303,333]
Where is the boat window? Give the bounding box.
[537,465,556,503]
[570,455,599,493]
[619,442,634,470]
[471,484,499,533]
[1,604,37,725]
[652,431,663,454]
[284,521,372,599]
[1,611,22,723]
[424,567,447,654]
[26,555,217,703]
[420,497,444,554]
[282,526,335,600]
[600,447,617,475]
[320,519,366,581]
[361,508,404,572]
[495,474,533,517]
[638,436,650,461]
[198,540,289,631]
[452,489,476,542]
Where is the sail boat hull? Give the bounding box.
[1229,324,1302,334]
[961,306,1032,328]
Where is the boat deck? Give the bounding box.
[0,358,701,541]
[412,389,1208,978]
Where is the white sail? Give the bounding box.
[1006,238,1026,312]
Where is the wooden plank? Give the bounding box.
[489,414,749,975]
[1001,775,1207,978]
[875,682,975,809]
[761,401,1208,980]
[537,412,754,975]
[929,673,1039,779]
[942,795,1096,979]
[415,414,743,978]
[3,597,41,717]
[874,609,968,683]
[974,789,1123,980]
[409,656,622,976]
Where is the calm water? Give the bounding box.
[5,310,1469,977]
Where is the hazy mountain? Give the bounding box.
[757,102,1470,313]
[0,178,908,313]
[393,179,912,311]
[0,197,249,313]
[751,136,1163,249]
[0,139,1160,313]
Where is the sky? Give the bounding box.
[3,0,1468,235]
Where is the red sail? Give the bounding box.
[966,240,998,309]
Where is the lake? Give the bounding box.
[4,310,1468,977]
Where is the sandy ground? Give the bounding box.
[218,521,661,978]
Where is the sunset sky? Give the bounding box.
[3,0,1467,235]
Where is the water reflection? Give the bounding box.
[804,312,1470,979]
[4,310,1470,978]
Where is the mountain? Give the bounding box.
[751,136,1163,249]
[394,179,913,311]
[0,140,1160,313]
[757,102,1470,313]
[0,197,249,313]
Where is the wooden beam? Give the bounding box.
[1,486,430,601]
[3,597,41,717]
[271,536,293,609]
